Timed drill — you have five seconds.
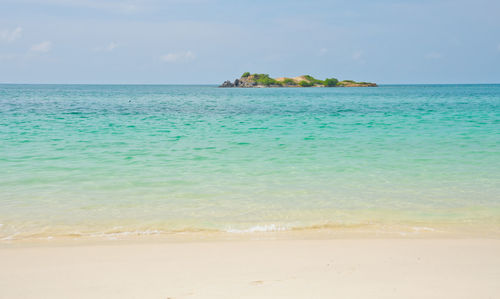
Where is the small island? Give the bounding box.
[220,72,377,88]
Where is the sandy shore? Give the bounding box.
[0,238,499,299]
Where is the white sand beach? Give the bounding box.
[1,238,499,299]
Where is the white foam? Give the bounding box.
[90,229,163,239]
[225,224,289,233]
[1,233,18,241]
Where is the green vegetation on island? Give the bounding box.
[252,74,281,86]
[323,78,339,87]
[299,80,314,87]
[220,73,377,88]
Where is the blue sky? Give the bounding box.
[0,0,499,84]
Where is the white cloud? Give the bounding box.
[106,42,118,51]
[160,50,195,63]
[426,52,442,59]
[30,41,52,52]
[352,50,363,61]
[94,42,118,52]
[0,27,22,43]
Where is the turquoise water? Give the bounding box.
[0,84,499,239]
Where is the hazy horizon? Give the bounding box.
[1,82,500,85]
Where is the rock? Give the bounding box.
[219,80,234,88]
[237,77,257,87]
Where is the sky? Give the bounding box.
[0,0,499,84]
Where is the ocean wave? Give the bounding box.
[225,224,290,233]
[2,221,496,242]
[89,229,164,239]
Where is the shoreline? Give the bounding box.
[1,238,499,298]
[2,222,499,246]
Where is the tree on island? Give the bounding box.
[299,81,314,87]
[252,74,281,86]
[324,78,339,87]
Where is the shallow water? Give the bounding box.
[0,84,499,240]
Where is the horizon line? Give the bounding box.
[1,82,499,86]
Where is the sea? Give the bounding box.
[0,84,499,240]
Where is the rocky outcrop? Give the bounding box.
[220,80,234,87]
[338,82,378,87]
[220,77,257,88]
